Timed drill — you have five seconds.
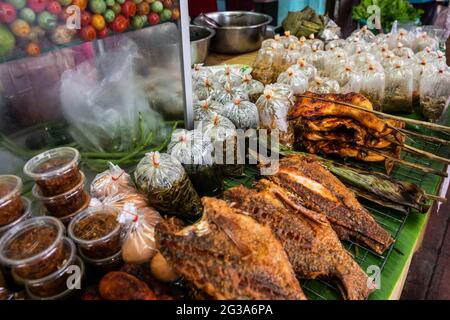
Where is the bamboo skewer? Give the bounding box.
[296,95,450,134]
[424,194,447,203]
[403,144,450,165]
[399,128,450,146]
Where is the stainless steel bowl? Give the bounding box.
[190,25,215,65]
[193,11,273,54]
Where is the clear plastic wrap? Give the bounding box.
[332,64,362,94]
[359,63,385,110]
[383,62,413,114]
[308,77,340,94]
[193,76,215,101]
[192,64,213,82]
[193,98,225,121]
[60,43,163,153]
[256,87,293,147]
[291,58,318,81]
[119,203,162,264]
[240,74,265,103]
[277,67,308,95]
[167,129,223,197]
[419,67,450,122]
[252,43,284,85]
[214,65,243,87]
[134,152,201,219]
[223,98,259,130]
[213,82,249,105]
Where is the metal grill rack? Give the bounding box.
[223,132,449,300]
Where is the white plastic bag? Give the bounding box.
[60,42,163,153]
[277,67,308,95]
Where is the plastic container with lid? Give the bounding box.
[38,194,90,228]
[13,237,79,299]
[25,255,85,300]
[32,171,88,218]
[0,175,24,227]
[0,216,66,281]
[68,206,122,260]
[79,249,123,272]
[0,197,32,238]
[24,147,81,197]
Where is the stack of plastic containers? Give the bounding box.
[24,147,90,226]
[0,217,84,300]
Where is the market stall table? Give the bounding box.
[205,50,450,301]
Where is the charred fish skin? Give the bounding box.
[224,184,373,300]
[155,197,306,300]
[270,155,393,254]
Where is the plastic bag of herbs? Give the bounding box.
[196,113,244,177]
[134,152,202,220]
[60,41,164,153]
[419,67,450,122]
[252,43,285,85]
[382,61,413,114]
[358,62,385,111]
[167,129,223,197]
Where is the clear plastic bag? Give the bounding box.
[298,37,313,55]
[192,64,213,82]
[277,67,308,95]
[383,62,413,114]
[261,34,284,50]
[167,129,223,197]
[332,64,362,94]
[351,49,377,70]
[325,39,347,51]
[306,34,324,51]
[241,74,265,103]
[213,82,249,104]
[291,58,317,81]
[280,31,299,49]
[270,83,295,103]
[134,152,201,219]
[214,65,243,87]
[119,203,162,264]
[414,32,438,53]
[196,113,237,143]
[223,98,259,130]
[343,37,367,55]
[280,44,303,73]
[194,98,225,121]
[381,51,402,70]
[193,75,216,100]
[323,49,348,77]
[252,43,284,85]
[411,58,437,98]
[359,63,385,110]
[60,42,163,153]
[91,163,140,202]
[308,77,340,94]
[349,26,376,43]
[310,46,330,72]
[420,67,450,122]
[256,87,293,147]
[393,42,414,58]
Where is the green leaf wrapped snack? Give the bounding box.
[134,152,201,219]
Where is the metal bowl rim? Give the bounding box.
[193,11,273,30]
[189,25,216,44]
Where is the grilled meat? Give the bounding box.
[155,197,306,300]
[224,184,373,300]
[268,155,394,254]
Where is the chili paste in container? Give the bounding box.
[135,152,202,220]
[0,217,66,281]
[24,147,81,197]
[0,176,24,227]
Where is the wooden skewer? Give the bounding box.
[360,147,448,177]
[424,194,447,203]
[296,95,450,133]
[399,128,450,146]
[403,144,450,165]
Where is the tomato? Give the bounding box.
[105,0,113,6]
[71,0,87,10]
[97,27,108,38]
[27,0,48,13]
[91,13,105,30]
[120,1,136,18]
[80,10,91,26]
[7,0,26,9]
[0,2,17,23]
[171,7,179,20]
[80,25,96,41]
[161,0,172,8]
[111,14,128,32]
[159,8,170,21]
[103,8,114,22]
[89,0,105,13]
[26,42,40,56]
[136,1,148,15]
[131,14,144,29]
[110,2,120,13]
[11,19,30,37]
[46,1,62,14]
[38,11,57,29]
[150,0,162,13]
[58,0,72,6]
[147,11,158,25]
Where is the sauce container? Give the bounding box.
[0,216,66,281]
[68,206,122,260]
[0,197,32,238]
[24,147,81,197]
[79,249,123,272]
[32,171,88,218]
[0,175,24,227]
[22,238,84,299]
